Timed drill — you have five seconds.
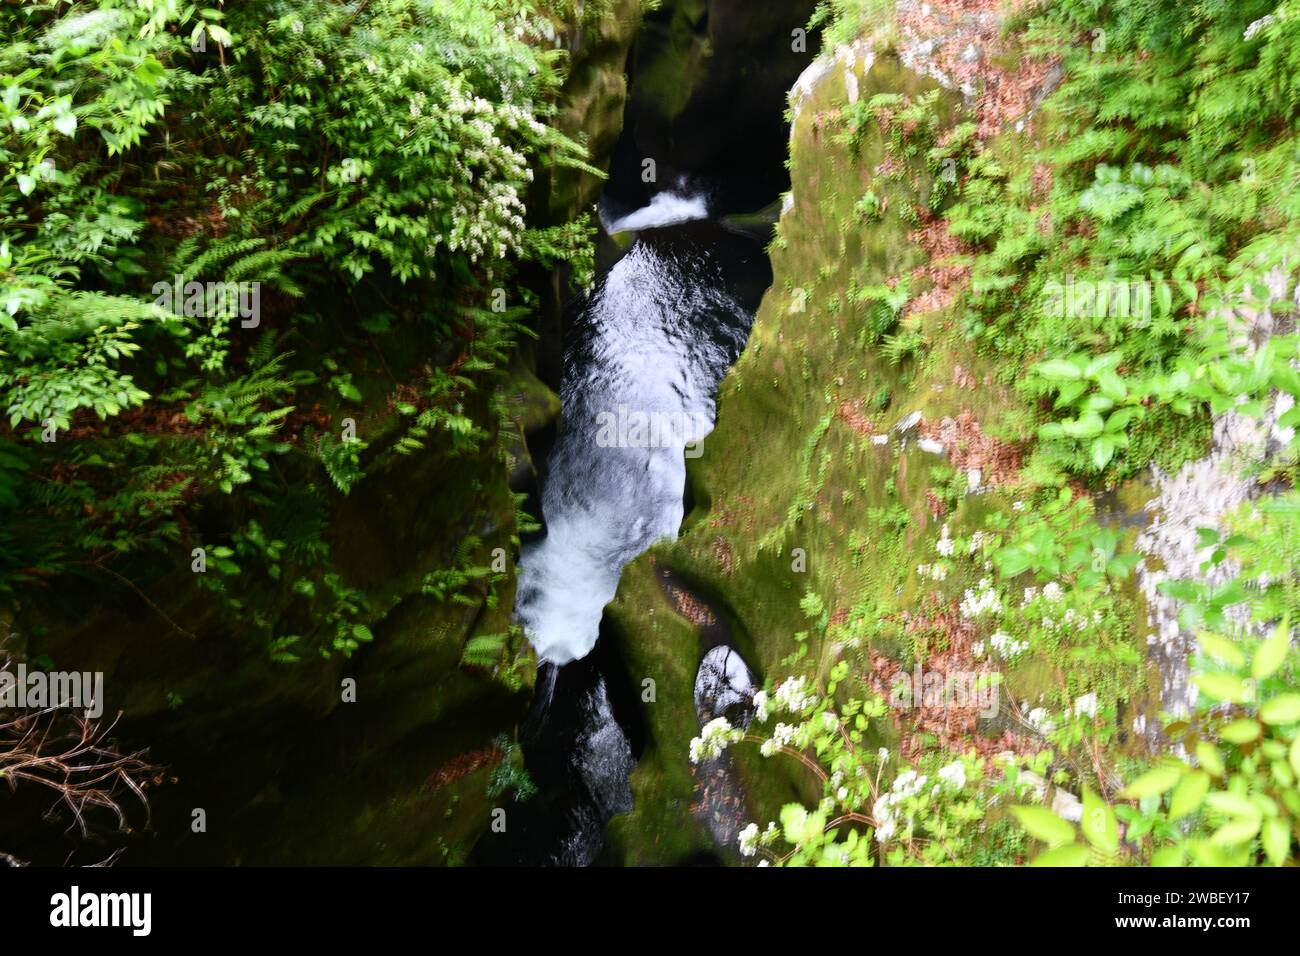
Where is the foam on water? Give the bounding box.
[605,191,709,234]
[515,231,752,664]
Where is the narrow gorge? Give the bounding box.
[3,0,1299,883]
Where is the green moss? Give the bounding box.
[602,550,716,865]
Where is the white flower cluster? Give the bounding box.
[960,577,1001,619]
[441,87,539,263]
[760,720,813,756]
[689,716,742,764]
[737,821,781,857]
[775,675,817,712]
[751,678,825,756]
[1058,606,1105,629]
[872,769,930,844]
[916,561,948,582]
[1073,692,1098,718]
[988,630,1027,660]
[936,524,955,557]
[937,759,967,791]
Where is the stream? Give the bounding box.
[472,195,771,865]
[515,204,762,667]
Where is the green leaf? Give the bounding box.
[1035,358,1084,380]
[1253,618,1291,680]
[1038,422,1065,439]
[1029,843,1090,867]
[1160,579,1201,602]
[1197,741,1225,778]
[1011,806,1076,847]
[1095,370,1127,403]
[1218,718,1260,743]
[1168,771,1210,820]
[1194,671,1253,704]
[1085,351,1123,377]
[1090,437,1113,469]
[1260,694,1300,725]
[1151,844,1185,867]
[1080,787,1118,855]
[1119,763,1183,799]
[1198,631,1245,668]
[996,548,1033,577]
[1054,380,1088,409]
[1105,407,1139,433]
[1261,818,1290,866]
[1205,792,1261,820]
[1210,818,1260,846]
[1156,281,1173,317]
[1061,414,1105,439]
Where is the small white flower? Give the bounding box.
[689,716,741,763]
[960,579,1001,619]
[938,760,967,791]
[773,676,816,713]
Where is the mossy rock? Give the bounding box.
[603,50,983,855]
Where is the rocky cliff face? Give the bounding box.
[603,0,818,213]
